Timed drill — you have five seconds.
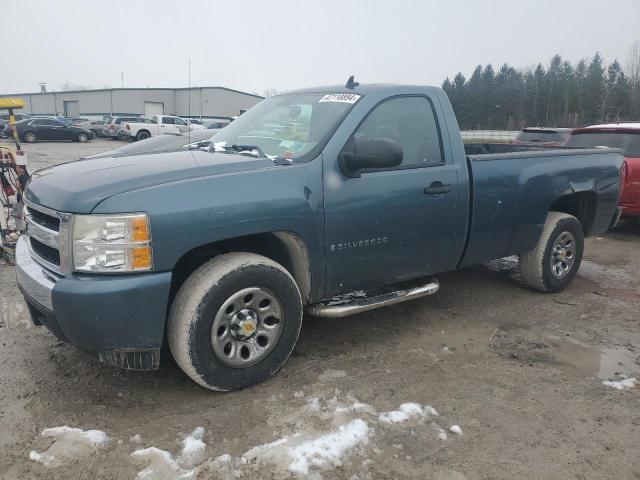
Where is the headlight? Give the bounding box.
[72,213,152,272]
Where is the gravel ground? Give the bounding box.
[0,140,638,479]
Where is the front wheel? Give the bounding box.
[77,132,89,143]
[519,212,584,292]
[23,131,37,143]
[168,253,303,391]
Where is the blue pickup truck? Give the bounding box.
[16,82,623,391]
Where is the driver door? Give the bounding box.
[323,95,461,295]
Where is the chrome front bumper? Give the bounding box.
[15,235,57,311]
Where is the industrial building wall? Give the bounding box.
[110,89,175,116]
[175,89,203,118]
[199,88,262,118]
[175,88,262,119]
[0,87,262,119]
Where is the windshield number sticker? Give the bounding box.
[319,93,361,104]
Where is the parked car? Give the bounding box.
[0,113,31,135]
[0,112,30,124]
[102,115,145,139]
[4,117,92,143]
[122,115,201,141]
[565,123,640,218]
[513,127,573,146]
[83,130,216,159]
[66,118,96,139]
[205,119,231,129]
[88,120,106,137]
[16,83,623,391]
[185,118,207,129]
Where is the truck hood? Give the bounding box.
[25,149,275,213]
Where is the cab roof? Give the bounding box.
[284,83,407,96]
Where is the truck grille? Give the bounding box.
[28,208,60,231]
[25,203,71,274]
[29,238,61,265]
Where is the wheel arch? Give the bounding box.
[137,129,151,139]
[169,230,313,306]
[549,191,597,235]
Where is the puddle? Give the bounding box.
[598,347,639,379]
[545,335,639,379]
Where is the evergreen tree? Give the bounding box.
[441,46,640,130]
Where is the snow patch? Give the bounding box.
[449,425,463,435]
[131,427,205,479]
[602,377,637,391]
[241,419,370,477]
[130,447,194,480]
[378,403,437,424]
[29,426,109,468]
[178,427,206,469]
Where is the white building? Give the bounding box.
[0,86,263,120]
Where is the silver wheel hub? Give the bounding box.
[211,287,283,368]
[230,308,258,340]
[550,231,575,279]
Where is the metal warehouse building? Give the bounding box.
[0,86,263,120]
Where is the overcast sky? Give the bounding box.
[1,0,639,95]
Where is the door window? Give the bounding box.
[350,96,444,169]
[31,119,56,126]
[162,117,175,125]
[174,117,188,126]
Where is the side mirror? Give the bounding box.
[340,138,403,178]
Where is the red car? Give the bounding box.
[565,124,640,218]
[513,127,573,146]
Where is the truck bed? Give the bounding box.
[459,147,624,268]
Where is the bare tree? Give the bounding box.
[627,41,640,117]
[626,41,640,86]
[59,83,94,91]
[263,88,279,97]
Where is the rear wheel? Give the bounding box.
[23,131,37,143]
[136,130,150,141]
[168,253,303,391]
[519,212,584,292]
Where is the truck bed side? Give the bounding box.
[459,148,623,268]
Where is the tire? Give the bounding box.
[23,131,37,143]
[77,132,89,143]
[519,212,584,293]
[136,130,150,141]
[168,253,303,391]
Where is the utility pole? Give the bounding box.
[121,72,124,88]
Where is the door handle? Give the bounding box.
[424,182,452,195]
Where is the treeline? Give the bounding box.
[442,45,640,130]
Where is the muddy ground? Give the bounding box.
[0,140,638,479]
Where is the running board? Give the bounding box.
[306,278,440,318]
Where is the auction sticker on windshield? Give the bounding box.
[319,93,361,104]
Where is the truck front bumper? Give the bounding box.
[15,236,172,370]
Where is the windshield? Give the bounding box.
[515,130,570,143]
[565,131,640,157]
[210,92,360,161]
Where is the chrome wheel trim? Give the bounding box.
[550,231,576,279]
[211,286,283,368]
